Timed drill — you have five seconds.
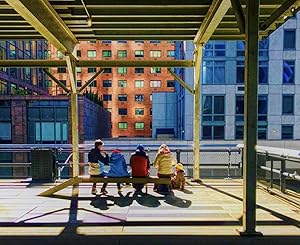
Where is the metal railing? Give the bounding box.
[255,146,300,194]
[0,144,242,179]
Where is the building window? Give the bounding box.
[150,67,161,74]
[117,50,127,58]
[236,61,269,84]
[202,95,225,140]
[282,95,294,115]
[235,95,268,139]
[283,60,295,84]
[0,106,11,143]
[237,39,269,57]
[204,41,226,57]
[118,67,127,74]
[103,80,112,87]
[135,94,144,102]
[76,50,81,57]
[135,122,144,129]
[57,50,63,58]
[167,50,175,57]
[150,50,161,58]
[87,50,96,58]
[103,94,112,101]
[283,29,296,50]
[135,108,144,115]
[118,122,128,129]
[150,40,160,43]
[118,94,127,101]
[135,80,144,88]
[150,80,161,88]
[27,106,68,144]
[57,67,66,73]
[103,68,112,73]
[118,108,127,115]
[135,50,144,57]
[118,40,127,43]
[59,80,66,86]
[102,50,112,57]
[77,80,82,87]
[282,125,293,139]
[89,80,96,87]
[102,40,111,44]
[135,40,144,43]
[167,80,175,87]
[118,80,127,87]
[135,68,144,74]
[88,40,96,44]
[88,67,97,73]
[203,61,225,84]
[76,67,81,73]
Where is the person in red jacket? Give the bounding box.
[130,144,150,193]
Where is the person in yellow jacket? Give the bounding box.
[153,144,176,192]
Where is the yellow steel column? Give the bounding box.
[193,43,204,181]
[70,92,79,177]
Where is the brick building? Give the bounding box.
[48,40,176,138]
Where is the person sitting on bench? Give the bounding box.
[153,144,176,192]
[101,148,130,194]
[130,144,150,194]
[88,139,109,195]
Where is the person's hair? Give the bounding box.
[158,143,170,154]
[94,139,104,148]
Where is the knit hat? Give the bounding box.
[112,148,121,153]
[136,144,145,152]
[175,163,184,171]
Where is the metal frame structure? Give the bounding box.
[0,0,299,236]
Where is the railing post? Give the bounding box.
[225,148,232,179]
[270,159,273,189]
[176,149,181,163]
[280,159,286,193]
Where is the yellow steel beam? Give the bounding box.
[78,68,104,94]
[0,60,194,67]
[5,0,78,54]
[167,68,194,95]
[194,0,231,44]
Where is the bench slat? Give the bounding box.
[79,176,171,184]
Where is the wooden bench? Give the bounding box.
[39,176,171,196]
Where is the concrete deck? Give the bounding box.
[0,179,299,245]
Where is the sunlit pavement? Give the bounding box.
[0,179,299,245]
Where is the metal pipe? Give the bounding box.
[260,166,300,181]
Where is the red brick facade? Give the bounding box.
[48,41,175,138]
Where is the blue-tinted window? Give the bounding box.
[102,40,112,44]
[283,30,296,50]
[118,108,127,115]
[103,94,112,101]
[135,94,144,102]
[282,125,293,139]
[236,39,269,57]
[135,68,144,74]
[203,61,225,84]
[202,95,225,140]
[103,80,112,87]
[258,95,268,115]
[150,40,160,43]
[235,95,244,114]
[118,94,127,101]
[204,41,226,57]
[282,95,294,114]
[283,60,295,84]
[236,61,268,84]
[103,68,112,73]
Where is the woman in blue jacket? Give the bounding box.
[101,149,130,194]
